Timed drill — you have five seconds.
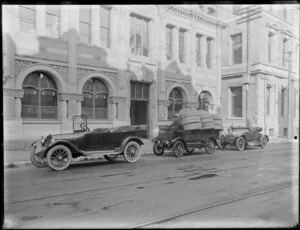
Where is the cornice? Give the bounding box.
[162,5,227,29]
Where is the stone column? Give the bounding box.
[60,100,68,119]
[77,101,82,116]
[15,97,22,119]
[36,5,46,35]
[91,5,100,46]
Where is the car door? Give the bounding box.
[82,132,104,151]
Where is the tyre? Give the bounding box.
[236,137,245,151]
[153,141,164,156]
[172,140,185,158]
[123,141,141,163]
[46,145,72,171]
[104,154,119,162]
[261,136,268,149]
[30,148,47,168]
[205,139,215,154]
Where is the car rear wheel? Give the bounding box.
[236,137,245,151]
[205,139,215,154]
[123,141,141,163]
[30,148,47,168]
[173,140,185,158]
[104,154,119,162]
[153,141,164,156]
[46,145,72,171]
[261,136,268,149]
[186,148,194,154]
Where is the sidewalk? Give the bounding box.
[3,137,298,169]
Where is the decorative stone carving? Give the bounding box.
[162,5,227,29]
[127,62,155,83]
[165,79,191,95]
[157,99,170,106]
[3,88,24,98]
[77,68,95,81]
[58,93,83,102]
[49,64,69,80]
[77,68,118,86]
[15,60,37,78]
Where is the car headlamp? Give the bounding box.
[41,136,45,146]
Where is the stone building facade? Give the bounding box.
[3,5,226,149]
[219,5,299,139]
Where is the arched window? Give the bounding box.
[168,87,183,120]
[198,91,213,111]
[22,72,57,119]
[82,78,108,119]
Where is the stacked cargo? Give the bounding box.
[178,108,223,131]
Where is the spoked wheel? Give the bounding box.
[153,141,164,156]
[261,136,268,149]
[30,148,47,168]
[104,154,119,162]
[46,145,72,171]
[123,141,141,163]
[173,140,185,158]
[219,143,227,150]
[205,139,215,154]
[186,148,194,154]
[236,137,245,151]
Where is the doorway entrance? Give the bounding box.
[130,81,150,137]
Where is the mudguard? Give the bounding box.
[170,137,187,149]
[44,140,85,158]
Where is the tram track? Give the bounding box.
[132,181,295,228]
[5,157,293,205]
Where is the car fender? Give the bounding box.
[170,137,186,148]
[119,136,144,152]
[45,140,85,158]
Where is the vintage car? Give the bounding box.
[30,115,145,171]
[152,115,221,157]
[219,127,269,151]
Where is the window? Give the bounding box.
[168,88,183,121]
[283,7,287,20]
[22,72,57,119]
[268,33,273,63]
[269,128,274,136]
[130,82,149,100]
[231,33,242,64]
[266,85,271,115]
[206,37,212,69]
[100,6,110,48]
[282,38,288,67]
[230,86,242,117]
[82,78,108,120]
[166,25,173,60]
[79,6,91,44]
[45,5,60,37]
[281,88,285,117]
[198,91,213,111]
[283,128,288,136]
[130,14,149,56]
[196,34,202,67]
[19,5,35,32]
[179,29,186,63]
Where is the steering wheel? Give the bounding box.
[80,123,90,132]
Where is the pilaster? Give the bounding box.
[201,35,207,68]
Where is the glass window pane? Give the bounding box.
[80,22,90,43]
[19,6,35,21]
[79,6,91,23]
[41,90,57,106]
[95,80,108,93]
[46,14,59,36]
[167,101,173,120]
[82,107,93,119]
[40,75,56,89]
[22,88,39,105]
[40,106,57,119]
[95,94,107,108]
[136,83,142,98]
[45,5,60,16]
[100,27,109,47]
[100,7,110,27]
[19,20,35,32]
[23,73,39,87]
[95,108,107,119]
[83,79,94,92]
[174,89,182,99]
[142,84,149,99]
[22,105,39,118]
[174,101,182,114]
[82,93,93,107]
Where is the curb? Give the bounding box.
[4,152,156,169]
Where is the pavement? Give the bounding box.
[3,137,298,169]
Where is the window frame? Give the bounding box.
[45,5,61,37]
[206,37,213,69]
[281,88,285,117]
[230,86,243,118]
[99,6,111,48]
[268,32,273,63]
[231,33,243,65]
[22,72,58,120]
[130,14,149,57]
[168,88,183,121]
[179,28,186,63]
[166,25,173,60]
[19,5,36,32]
[79,6,92,44]
[196,34,202,67]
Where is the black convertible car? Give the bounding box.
[30,115,145,171]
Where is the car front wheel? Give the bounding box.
[205,139,215,154]
[104,154,119,162]
[46,145,72,171]
[173,140,185,158]
[30,148,47,168]
[261,136,268,149]
[123,141,141,163]
[153,141,164,156]
[236,137,245,151]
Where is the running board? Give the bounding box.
[81,149,121,157]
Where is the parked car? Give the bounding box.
[219,127,269,151]
[30,115,145,171]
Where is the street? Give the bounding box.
[4,142,299,228]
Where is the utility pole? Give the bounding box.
[287,51,293,139]
[235,6,262,127]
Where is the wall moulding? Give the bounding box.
[3,88,24,98]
